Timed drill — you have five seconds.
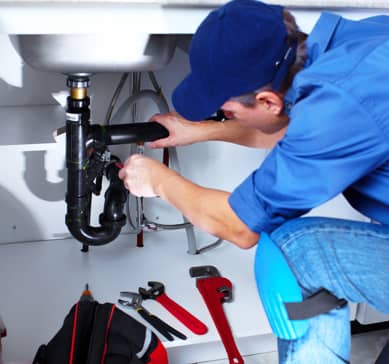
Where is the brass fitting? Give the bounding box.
[71,87,87,100]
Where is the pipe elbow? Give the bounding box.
[66,214,125,246]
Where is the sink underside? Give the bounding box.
[10,33,177,74]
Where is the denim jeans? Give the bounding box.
[269,217,389,364]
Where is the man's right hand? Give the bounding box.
[148,112,201,149]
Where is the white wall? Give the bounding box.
[0,16,372,245]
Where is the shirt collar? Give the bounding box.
[283,12,342,115]
[306,12,342,65]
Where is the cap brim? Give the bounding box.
[172,72,227,121]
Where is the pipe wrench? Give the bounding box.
[190,265,244,364]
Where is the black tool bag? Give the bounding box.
[32,301,168,364]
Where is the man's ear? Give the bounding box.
[255,91,284,115]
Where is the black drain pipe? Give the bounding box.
[88,122,169,146]
[65,76,169,247]
[65,76,123,246]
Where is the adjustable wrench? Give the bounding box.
[139,281,208,335]
[190,265,244,364]
[118,291,187,341]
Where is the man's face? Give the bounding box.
[220,97,288,134]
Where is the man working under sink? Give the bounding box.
[119,0,389,363]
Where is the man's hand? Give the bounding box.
[118,154,177,197]
[149,112,201,148]
[118,153,259,248]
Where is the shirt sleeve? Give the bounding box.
[229,83,388,233]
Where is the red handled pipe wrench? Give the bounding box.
[190,265,244,364]
[139,281,208,335]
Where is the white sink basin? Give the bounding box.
[10,33,177,74]
[1,2,216,74]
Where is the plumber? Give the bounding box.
[118,0,389,362]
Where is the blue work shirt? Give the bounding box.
[229,12,389,233]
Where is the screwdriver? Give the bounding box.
[79,284,94,302]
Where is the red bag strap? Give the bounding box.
[100,304,116,364]
[69,303,79,364]
[148,339,168,364]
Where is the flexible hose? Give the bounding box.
[109,72,222,253]
[110,89,169,124]
[110,88,168,233]
[104,73,129,125]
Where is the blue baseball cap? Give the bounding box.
[172,0,296,121]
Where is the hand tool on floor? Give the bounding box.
[139,281,208,335]
[118,291,187,341]
[79,283,95,302]
[190,265,244,364]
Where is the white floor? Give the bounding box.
[200,351,277,364]
[1,236,388,364]
[198,329,389,364]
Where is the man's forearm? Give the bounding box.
[156,172,259,249]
